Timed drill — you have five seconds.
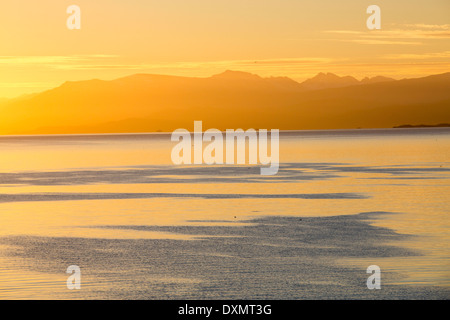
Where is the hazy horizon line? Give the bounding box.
[1,126,449,138]
[2,69,448,101]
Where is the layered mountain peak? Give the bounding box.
[1,70,448,134]
[211,70,263,81]
[300,73,359,90]
[360,76,395,85]
[299,72,396,90]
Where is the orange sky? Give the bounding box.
[0,0,449,98]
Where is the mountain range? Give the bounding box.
[0,71,449,134]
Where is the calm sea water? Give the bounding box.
[0,128,449,299]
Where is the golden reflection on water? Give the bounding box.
[0,129,449,298]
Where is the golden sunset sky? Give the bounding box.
[0,0,449,98]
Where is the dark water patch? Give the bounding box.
[91,212,414,259]
[0,192,368,204]
[0,212,448,299]
[0,165,339,186]
[0,163,448,187]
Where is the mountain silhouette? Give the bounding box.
[360,76,395,85]
[300,73,358,90]
[299,73,394,90]
[0,71,448,134]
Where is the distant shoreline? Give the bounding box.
[1,126,449,138]
[393,123,450,128]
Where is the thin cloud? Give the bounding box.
[54,64,144,70]
[0,55,119,67]
[395,23,450,30]
[342,39,422,45]
[57,57,336,71]
[384,51,450,60]
[0,82,57,88]
[325,23,450,46]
